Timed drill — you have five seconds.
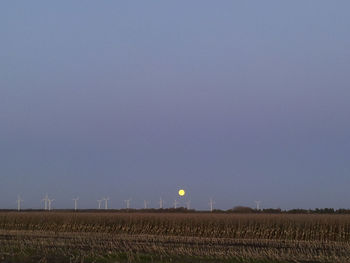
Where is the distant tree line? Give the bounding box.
[1,207,350,214]
[221,207,350,214]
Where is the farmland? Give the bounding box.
[0,212,350,262]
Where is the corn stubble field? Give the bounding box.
[0,212,350,263]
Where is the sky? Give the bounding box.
[1,1,349,210]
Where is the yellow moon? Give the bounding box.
[178,189,185,196]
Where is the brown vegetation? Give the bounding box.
[0,212,349,262]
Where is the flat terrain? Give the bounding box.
[0,212,350,262]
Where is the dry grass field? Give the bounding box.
[0,212,350,262]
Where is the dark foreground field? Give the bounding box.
[0,212,350,263]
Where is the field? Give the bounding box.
[0,212,350,263]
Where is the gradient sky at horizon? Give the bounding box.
[1,1,350,210]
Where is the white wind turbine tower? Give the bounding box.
[143,200,149,209]
[173,199,179,209]
[185,200,191,210]
[159,197,165,209]
[124,199,131,209]
[48,199,54,211]
[16,195,23,211]
[73,197,79,211]
[209,198,215,212]
[103,197,110,210]
[97,199,103,209]
[254,200,261,210]
[42,193,49,210]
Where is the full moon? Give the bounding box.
[178,189,185,196]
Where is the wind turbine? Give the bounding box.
[73,197,79,211]
[144,200,149,209]
[254,200,261,210]
[97,199,103,209]
[124,199,131,209]
[103,197,110,210]
[16,195,23,211]
[48,199,54,211]
[209,198,215,212]
[173,199,179,209]
[159,197,165,209]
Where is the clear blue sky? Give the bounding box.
[1,1,349,210]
